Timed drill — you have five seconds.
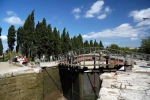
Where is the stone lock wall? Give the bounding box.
[0,68,62,100]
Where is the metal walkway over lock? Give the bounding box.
[58,47,135,73]
[42,47,150,100]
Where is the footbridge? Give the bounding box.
[58,47,134,73]
[41,47,150,100]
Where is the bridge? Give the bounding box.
[41,47,150,100]
[58,47,134,73]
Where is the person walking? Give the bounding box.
[42,54,45,62]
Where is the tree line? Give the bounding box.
[0,10,149,60]
[6,10,104,60]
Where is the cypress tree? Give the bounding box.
[94,39,98,47]
[99,40,104,48]
[47,24,54,56]
[61,28,72,53]
[23,10,35,57]
[16,27,25,54]
[78,34,84,48]
[90,40,93,47]
[72,36,77,50]
[84,40,90,47]
[35,21,42,58]
[53,27,62,56]
[0,27,3,55]
[7,25,16,60]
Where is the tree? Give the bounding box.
[109,44,119,50]
[94,39,98,47]
[90,40,93,47]
[99,40,104,48]
[0,27,3,55]
[78,34,84,48]
[84,40,90,47]
[47,24,54,56]
[7,25,16,60]
[53,27,62,56]
[61,28,72,53]
[23,10,35,58]
[140,36,150,54]
[36,18,49,58]
[16,27,25,54]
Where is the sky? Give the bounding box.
[0,0,150,51]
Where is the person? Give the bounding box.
[50,55,52,62]
[14,56,19,63]
[22,56,28,66]
[42,54,45,62]
[17,56,24,64]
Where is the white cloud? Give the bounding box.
[105,6,112,13]
[97,14,106,19]
[4,16,24,25]
[6,11,17,16]
[129,8,150,22]
[72,8,81,13]
[84,0,112,20]
[136,19,150,27]
[82,23,149,39]
[75,15,80,19]
[104,42,111,45]
[85,0,104,18]
[131,37,138,41]
[0,35,7,41]
[71,7,81,19]
[3,11,24,25]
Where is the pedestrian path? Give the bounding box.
[97,60,150,100]
[0,61,59,79]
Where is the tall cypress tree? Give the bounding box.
[35,21,42,58]
[84,40,89,47]
[99,40,104,48]
[61,28,70,53]
[53,27,62,56]
[7,25,16,60]
[78,34,84,48]
[94,39,98,47]
[23,10,35,57]
[47,24,54,56]
[36,18,49,58]
[90,40,93,47]
[72,36,77,50]
[0,27,3,55]
[66,31,72,51]
[16,27,25,54]
[41,18,49,54]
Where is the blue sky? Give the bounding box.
[0,0,150,51]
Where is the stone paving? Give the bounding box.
[97,60,150,100]
[0,61,59,79]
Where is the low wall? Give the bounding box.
[0,68,62,100]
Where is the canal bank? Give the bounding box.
[97,60,150,100]
[0,62,63,100]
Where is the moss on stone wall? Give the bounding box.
[0,68,62,100]
[43,68,62,100]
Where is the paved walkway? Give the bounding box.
[97,60,150,100]
[0,61,59,79]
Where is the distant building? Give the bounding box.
[128,47,140,50]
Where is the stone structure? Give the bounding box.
[97,68,150,100]
[0,67,62,100]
